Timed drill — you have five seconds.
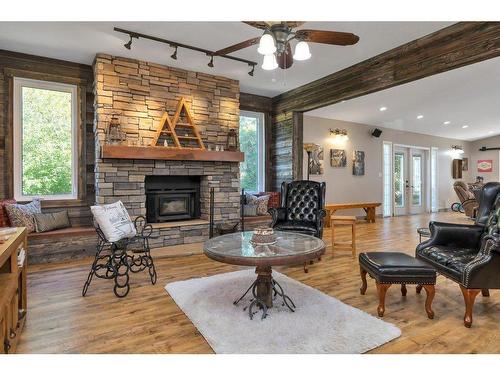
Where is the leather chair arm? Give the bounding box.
[416,221,483,252]
[268,207,287,227]
[462,234,500,288]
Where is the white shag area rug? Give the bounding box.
[165,269,401,354]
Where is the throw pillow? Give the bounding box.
[0,199,16,227]
[245,193,258,206]
[256,195,270,216]
[34,210,70,233]
[5,198,42,233]
[243,204,258,217]
[90,201,136,243]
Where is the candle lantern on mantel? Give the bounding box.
[106,114,126,145]
[226,128,238,151]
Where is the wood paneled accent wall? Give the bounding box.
[0,50,95,225]
[268,22,500,189]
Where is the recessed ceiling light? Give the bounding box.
[489,131,494,134]
[379,106,387,112]
[417,115,424,119]
[443,121,451,125]
[462,125,469,129]
[271,78,276,82]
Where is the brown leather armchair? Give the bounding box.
[417,182,500,327]
[453,181,479,218]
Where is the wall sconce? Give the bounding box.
[329,128,349,145]
[450,145,465,158]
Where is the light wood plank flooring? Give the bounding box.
[17,212,500,353]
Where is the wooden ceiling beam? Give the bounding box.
[272,22,500,114]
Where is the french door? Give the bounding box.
[394,146,426,215]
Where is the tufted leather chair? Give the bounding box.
[416,182,500,327]
[453,180,479,218]
[268,180,327,238]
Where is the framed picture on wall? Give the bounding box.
[462,157,469,171]
[477,159,493,173]
[330,149,347,167]
[352,150,365,176]
[309,147,324,175]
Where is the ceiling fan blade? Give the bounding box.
[295,29,360,46]
[214,37,260,56]
[277,43,293,69]
[242,21,271,30]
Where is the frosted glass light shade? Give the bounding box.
[257,33,277,55]
[293,41,311,61]
[262,54,278,70]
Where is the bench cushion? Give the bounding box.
[359,252,436,285]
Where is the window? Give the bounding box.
[13,77,78,200]
[430,147,439,212]
[239,110,265,192]
[412,155,422,206]
[382,141,393,217]
[394,152,405,208]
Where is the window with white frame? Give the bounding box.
[239,110,265,192]
[382,141,393,217]
[430,147,439,212]
[13,77,78,201]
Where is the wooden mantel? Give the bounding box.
[101,145,244,162]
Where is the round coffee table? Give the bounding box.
[203,231,326,319]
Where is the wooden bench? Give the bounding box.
[28,226,97,264]
[325,202,381,224]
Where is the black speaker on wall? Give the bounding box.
[371,128,383,138]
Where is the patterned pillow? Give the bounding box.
[245,193,258,206]
[4,198,42,233]
[256,195,270,216]
[91,201,136,242]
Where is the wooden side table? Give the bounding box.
[330,215,357,258]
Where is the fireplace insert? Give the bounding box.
[145,176,201,223]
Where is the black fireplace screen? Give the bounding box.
[145,176,201,223]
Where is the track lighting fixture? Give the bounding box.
[207,55,214,68]
[124,35,133,50]
[170,45,178,60]
[248,64,255,76]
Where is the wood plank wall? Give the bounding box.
[0,50,95,225]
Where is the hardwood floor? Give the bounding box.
[17,212,500,354]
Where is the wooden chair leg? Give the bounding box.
[401,283,407,296]
[331,220,335,253]
[481,289,490,297]
[303,262,308,273]
[351,223,356,258]
[460,286,481,328]
[422,284,435,319]
[416,284,423,294]
[375,282,391,317]
[360,267,368,295]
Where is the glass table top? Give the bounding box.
[203,231,325,261]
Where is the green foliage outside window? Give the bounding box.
[239,116,259,192]
[21,87,73,196]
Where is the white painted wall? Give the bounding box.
[470,135,500,182]
[303,116,473,216]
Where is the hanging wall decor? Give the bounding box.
[353,150,365,176]
[477,159,493,172]
[462,157,469,171]
[226,128,238,151]
[309,146,324,175]
[330,149,347,167]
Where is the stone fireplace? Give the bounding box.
[93,54,241,248]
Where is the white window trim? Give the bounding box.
[240,110,265,192]
[13,77,79,201]
[382,141,393,217]
[430,147,439,213]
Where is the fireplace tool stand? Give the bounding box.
[82,216,157,298]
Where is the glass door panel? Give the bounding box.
[412,155,422,206]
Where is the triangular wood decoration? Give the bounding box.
[153,97,205,150]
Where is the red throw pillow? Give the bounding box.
[0,199,16,227]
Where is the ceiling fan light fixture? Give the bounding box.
[293,41,311,61]
[262,54,278,70]
[257,33,277,55]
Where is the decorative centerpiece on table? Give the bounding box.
[250,226,277,246]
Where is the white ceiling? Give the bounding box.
[307,57,500,142]
[0,21,452,97]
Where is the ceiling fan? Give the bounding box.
[214,21,360,71]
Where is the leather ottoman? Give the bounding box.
[359,252,437,319]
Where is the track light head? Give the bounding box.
[208,55,214,68]
[248,64,255,76]
[124,35,133,50]
[171,46,178,60]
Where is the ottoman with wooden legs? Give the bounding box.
[359,252,437,318]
